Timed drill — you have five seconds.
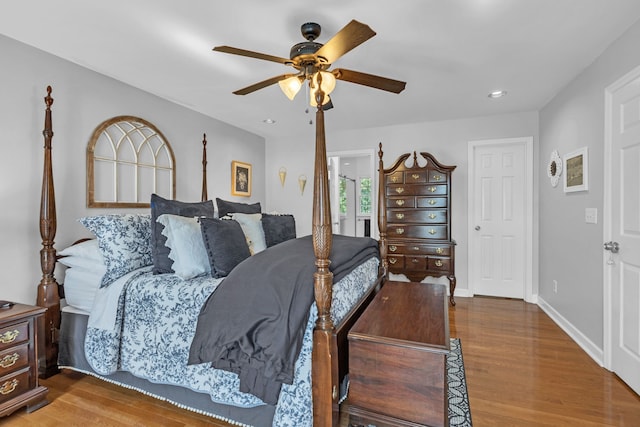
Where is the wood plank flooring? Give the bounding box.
[4,296,639,426]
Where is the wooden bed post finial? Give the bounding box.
[201,133,208,202]
[37,85,61,378]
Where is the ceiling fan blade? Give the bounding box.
[233,74,297,95]
[213,46,292,65]
[333,68,406,94]
[315,20,376,64]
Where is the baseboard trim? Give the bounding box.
[537,297,604,366]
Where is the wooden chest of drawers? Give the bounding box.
[344,281,450,427]
[378,146,458,305]
[0,304,48,417]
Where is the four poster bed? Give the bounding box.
[34,86,391,426]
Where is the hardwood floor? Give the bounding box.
[3,296,639,426]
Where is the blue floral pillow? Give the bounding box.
[79,214,152,287]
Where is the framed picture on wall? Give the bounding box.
[563,147,588,193]
[231,160,252,197]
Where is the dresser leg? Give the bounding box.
[448,275,456,305]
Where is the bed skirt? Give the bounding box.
[58,310,276,427]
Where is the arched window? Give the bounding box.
[87,116,175,208]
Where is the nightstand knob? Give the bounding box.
[435,260,444,267]
[389,245,397,252]
[412,174,420,180]
[412,258,419,263]
[436,247,444,254]
[395,213,405,219]
[396,200,405,206]
[429,186,437,192]
[0,330,19,344]
[395,187,405,194]
[396,228,405,235]
[429,213,437,219]
[412,246,420,251]
[433,174,442,181]
[428,199,436,205]
[0,379,18,395]
[391,176,398,183]
[0,353,19,368]
[429,229,436,235]
[389,258,398,265]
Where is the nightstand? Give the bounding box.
[0,303,48,417]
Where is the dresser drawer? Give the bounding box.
[405,170,427,183]
[0,344,29,377]
[386,184,447,197]
[386,171,404,184]
[0,369,30,405]
[386,197,415,208]
[388,242,452,256]
[0,322,29,352]
[429,257,452,272]
[387,209,447,223]
[428,170,449,183]
[388,224,448,240]
[417,196,448,208]
[387,255,405,269]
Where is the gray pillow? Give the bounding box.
[216,198,261,218]
[199,218,251,278]
[261,214,296,247]
[150,194,215,274]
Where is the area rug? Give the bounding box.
[448,338,473,426]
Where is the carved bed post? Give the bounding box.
[36,86,61,378]
[201,133,208,202]
[377,143,388,279]
[311,82,338,427]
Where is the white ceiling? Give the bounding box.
[3,0,640,139]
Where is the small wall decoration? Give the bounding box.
[547,150,562,188]
[298,174,307,196]
[279,166,287,187]
[563,147,588,193]
[231,160,252,197]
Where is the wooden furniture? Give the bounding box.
[0,304,48,417]
[378,144,458,305]
[344,281,450,427]
[35,86,384,426]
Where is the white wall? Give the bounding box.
[538,18,640,350]
[266,111,539,294]
[0,35,265,305]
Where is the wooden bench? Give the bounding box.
[344,281,450,427]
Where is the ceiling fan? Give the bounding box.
[213,20,406,107]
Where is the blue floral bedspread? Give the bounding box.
[85,257,379,427]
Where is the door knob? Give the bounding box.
[604,241,620,253]
[475,226,481,231]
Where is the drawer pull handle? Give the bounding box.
[395,187,405,194]
[413,246,420,251]
[435,260,444,267]
[429,186,437,192]
[412,258,419,264]
[389,258,398,265]
[395,213,405,219]
[429,213,437,219]
[433,174,442,181]
[429,229,436,235]
[0,330,19,344]
[396,228,405,235]
[395,200,405,206]
[436,247,444,254]
[412,174,420,180]
[391,176,399,183]
[0,353,19,368]
[389,245,397,252]
[428,199,436,205]
[0,379,18,395]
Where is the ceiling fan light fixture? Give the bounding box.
[309,71,336,107]
[279,76,303,100]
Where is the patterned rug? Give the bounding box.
[448,338,473,426]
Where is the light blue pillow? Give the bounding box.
[231,212,267,255]
[156,214,210,279]
[78,214,152,287]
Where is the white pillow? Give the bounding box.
[58,255,107,272]
[63,267,103,313]
[231,212,267,255]
[156,214,210,279]
[58,239,104,263]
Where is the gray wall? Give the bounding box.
[538,19,640,351]
[0,34,265,305]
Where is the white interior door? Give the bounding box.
[604,68,640,394]
[469,138,532,300]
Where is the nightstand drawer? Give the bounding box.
[429,257,451,272]
[0,322,28,352]
[0,344,28,376]
[0,369,30,405]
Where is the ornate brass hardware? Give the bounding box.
[429,229,436,235]
[412,246,420,251]
[435,260,444,267]
[389,245,397,252]
[395,187,405,194]
[391,176,398,183]
[436,247,444,254]
[433,174,442,181]
[396,213,405,219]
[0,353,19,369]
[429,186,437,192]
[0,330,19,344]
[411,258,419,263]
[396,228,405,235]
[395,200,405,206]
[0,379,18,395]
[429,213,437,219]
[412,174,420,180]
[428,199,436,205]
[389,258,397,265]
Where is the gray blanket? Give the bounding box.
[188,234,379,405]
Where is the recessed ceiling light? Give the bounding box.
[263,118,276,124]
[488,90,507,99]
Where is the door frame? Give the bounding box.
[603,64,640,371]
[467,137,536,302]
